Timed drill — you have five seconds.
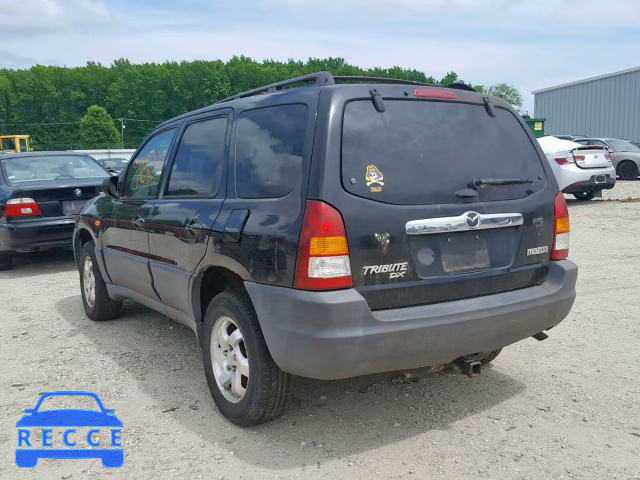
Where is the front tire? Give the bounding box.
[572,191,595,201]
[79,241,123,321]
[201,291,292,426]
[618,161,639,181]
[0,251,12,271]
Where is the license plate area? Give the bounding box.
[441,233,490,274]
[61,200,86,215]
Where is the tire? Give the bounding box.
[79,241,123,321]
[481,349,502,365]
[201,291,292,426]
[617,161,639,181]
[572,191,595,201]
[0,251,12,271]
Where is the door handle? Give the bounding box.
[185,218,203,236]
[132,217,146,229]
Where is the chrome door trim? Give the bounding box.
[406,211,523,235]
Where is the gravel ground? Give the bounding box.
[1,181,639,480]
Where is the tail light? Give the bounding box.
[294,200,353,290]
[573,155,585,162]
[551,192,570,260]
[5,198,41,217]
[554,156,574,165]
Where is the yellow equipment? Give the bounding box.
[0,135,31,154]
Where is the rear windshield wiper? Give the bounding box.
[471,178,533,189]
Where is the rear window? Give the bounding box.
[342,100,546,205]
[1,155,108,184]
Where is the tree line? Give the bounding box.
[0,56,523,151]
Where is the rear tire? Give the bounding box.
[0,252,12,271]
[618,161,639,181]
[481,349,502,365]
[201,291,292,426]
[79,241,123,321]
[572,191,595,201]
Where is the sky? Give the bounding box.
[1,0,639,114]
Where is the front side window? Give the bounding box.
[19,138,28,152]
[122,129,176,198]
[235,104,307,199]
[1,138,16,150]
[166,117,228,197]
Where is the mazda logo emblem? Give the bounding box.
[464,211,481,229]
[74,189,82,197]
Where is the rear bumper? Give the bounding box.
[563,174,616,193]
[245,260,578,380]
[0,218,75,252]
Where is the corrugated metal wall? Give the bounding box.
[534,69,640,141]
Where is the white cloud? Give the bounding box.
[0,0,111,36]
[273,0,640,27]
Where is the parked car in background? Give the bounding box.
[0,152,110,270]
[573,138,640,180]
[74,72,577,426]
[98,158,129,174]
[538,136,616,200]
[553,135,589,141]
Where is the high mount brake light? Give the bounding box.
[414,89,457,99]
[294,200,353,290]
[551,192,570,260]
[5,198,41,217]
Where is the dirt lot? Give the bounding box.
[1,182,639,480]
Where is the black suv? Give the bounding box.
[74,72,578,426]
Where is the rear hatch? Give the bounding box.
[321,88,556,310]
[571,145,610,169]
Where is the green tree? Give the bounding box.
[485,83,523,109]
[79,105,122,149]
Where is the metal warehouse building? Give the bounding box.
[533,66,640,142]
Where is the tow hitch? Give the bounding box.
[454,356,482,378]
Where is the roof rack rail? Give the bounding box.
[215,72,479,104]
[333,76,433,87]
[217,71,335,104]
[445,83,478,92]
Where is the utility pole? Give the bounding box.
[120,118,125,147]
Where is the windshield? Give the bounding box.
[37,395,102,412]
[102,159,129,169]
[1,155,108,184]
[342,100,546,205]
[608,139,640,153]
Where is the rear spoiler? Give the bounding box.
[570,145,609,153]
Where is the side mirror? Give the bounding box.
[103,176,119,198]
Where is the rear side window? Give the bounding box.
[235,104,307,198]
[166,117,228,197]
[342,100,546,205]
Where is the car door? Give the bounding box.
[146,112,231,320]
[101,127,178,300]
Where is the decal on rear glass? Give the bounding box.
[365,165,384,193]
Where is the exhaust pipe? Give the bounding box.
[454,357,482,378]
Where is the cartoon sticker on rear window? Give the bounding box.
[366,165,384,193]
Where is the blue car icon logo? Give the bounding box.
[16,391,123,468]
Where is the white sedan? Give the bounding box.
[537,136,616,201]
